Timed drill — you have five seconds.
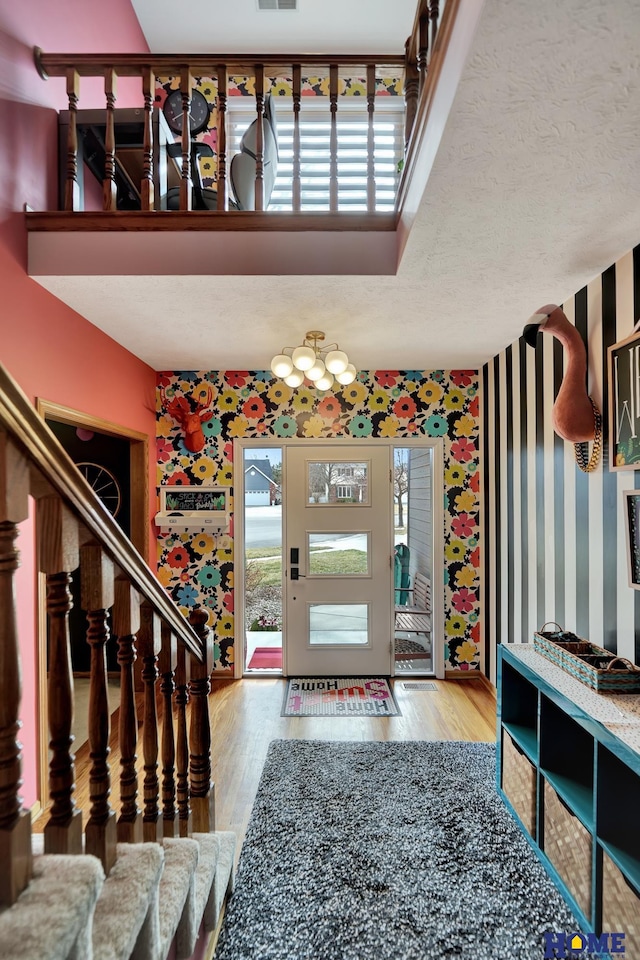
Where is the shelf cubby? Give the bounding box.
[500,659,539,761]
[539,694,594,829]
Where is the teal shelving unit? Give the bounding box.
[497,644,640,956]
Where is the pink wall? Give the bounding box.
[0,0,153,807]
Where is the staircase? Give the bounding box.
[0,362,235,959]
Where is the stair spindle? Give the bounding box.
[63,69,80,211]
[188,607,214,833]
[292,64,301,212]
[37,497,82,855]
[0,435,32,907]
[159,622,178,837]
[403,37,419,150]
[81,542,117,873]
[429,0,440,52]
[113,577,142,843]
[140,69,155,212]
[102,68,118,211]
[216,64,228,211]
[179,68,193,212]
[175,641,192,837]
[329,64,339,212]
[366,65,376,213]
[254,64,265,211]
[417,5,429,93]
[138,600,162,842]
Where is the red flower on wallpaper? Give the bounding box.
[224,371,249,387]
[469,395,480,418]
[469,472,481,493]
[451,370,475,388]
[451,512,476,538]
[157,372,172,388]
[393,396,417,418]
[469,546,480,569]
[451,587,477,613]
[317,396,341,419]
[242,396,267,419]
[157,439,173,462]
[470,622,481,644]
[167,471,190,485]
[167,546,189,569]
[374,371,400,387]
[223,592,234,612]
[450,438,476,463]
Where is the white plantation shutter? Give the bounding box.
[226,97,404,212]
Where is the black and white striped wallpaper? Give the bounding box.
[482,244,640,684]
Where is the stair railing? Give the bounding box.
[0,361,214,906]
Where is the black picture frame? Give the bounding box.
[608,328,640,470]
[623,490,640,590]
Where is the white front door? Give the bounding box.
[284,444,392,676]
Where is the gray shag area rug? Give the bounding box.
[215,740,597,960]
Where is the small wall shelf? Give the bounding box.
[155,484,230,532]
[497,644,640,954]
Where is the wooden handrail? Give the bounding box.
[0,366,201,659]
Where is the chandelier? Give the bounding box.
[270,330,356,391]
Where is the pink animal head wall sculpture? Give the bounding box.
[162,386,213,453]
[523,303,597,444]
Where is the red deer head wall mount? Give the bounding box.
[162,386,213,454]
[523,304,602,472]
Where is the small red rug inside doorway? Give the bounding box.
[248,646,282,670]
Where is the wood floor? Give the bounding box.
[35,675,497,861]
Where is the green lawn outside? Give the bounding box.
[247,549,368,586]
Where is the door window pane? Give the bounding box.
[308,533,369,575]
[309,603,369,645]
[307,461,369,504]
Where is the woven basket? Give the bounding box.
[601,851,640,956]
[533,623,640,693]
[502,730,536,839]
[543,779,592,918]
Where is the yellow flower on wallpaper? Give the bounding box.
[444,389,465,411]
[157,566,173,588]
[445,539,466,562]
[218,390,239,412]
[228,415,249,438]
[178,455,191,468]
[192,457,217,481]
[216,466,233,486]
[455,640,478,663]
[455,565,478,588]
[379,415,400,437]
[292,388,315,412]
[370,389,391,410]
[417,381,443,404]
[341,382,367,405]
[217,536,233,561]
[455,414,476,437]
[445,465,466,486]
[268,382,293,405]
[217,615,234,637]
[225,645,234,664]
[454,490,477,513]
[192,533,215,556]
[157,414,175,438]
[302,414,325,437]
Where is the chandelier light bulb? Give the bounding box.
[335,363,357,385]
[324,350,349,375]
[284,368,305,387]
[292,345,317,371]
[315,371,335,392]
[271,354,294,378]
[306,358,326,382]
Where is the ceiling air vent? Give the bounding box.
[257,0,297,9]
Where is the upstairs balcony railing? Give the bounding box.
[29,0,452,229]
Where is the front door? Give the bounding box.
[284,444,392,676]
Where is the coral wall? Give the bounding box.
[156,370,481,672]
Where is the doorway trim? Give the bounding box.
[233,437,444,680]
[35,398,150,809]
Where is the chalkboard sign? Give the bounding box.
[609,329,640,470]
[624,491,640,590]
[160,485,228,515]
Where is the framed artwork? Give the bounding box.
[623,490,640,590]
[608,327,640,470]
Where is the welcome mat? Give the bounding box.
[247,646,282,670]
[282,678,400,717]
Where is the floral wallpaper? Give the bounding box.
[154,75,401,190]
[156,370,481,674]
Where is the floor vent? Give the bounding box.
[402,681,437,691]
[257,0,297,9]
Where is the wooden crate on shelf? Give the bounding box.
[601,852,640,956]
[502,730,537,839]
[543,780,592,919]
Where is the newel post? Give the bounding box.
[0,434,32,907]
[188,607,215,833]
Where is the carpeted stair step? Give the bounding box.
[92,842,165,960]
[211,832,236,926]
[0,849,104,960]
[158,837,200,960]
[174,832,236,960]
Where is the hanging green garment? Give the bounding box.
[394,543,411,605]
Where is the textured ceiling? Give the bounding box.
[33,0,640,371]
